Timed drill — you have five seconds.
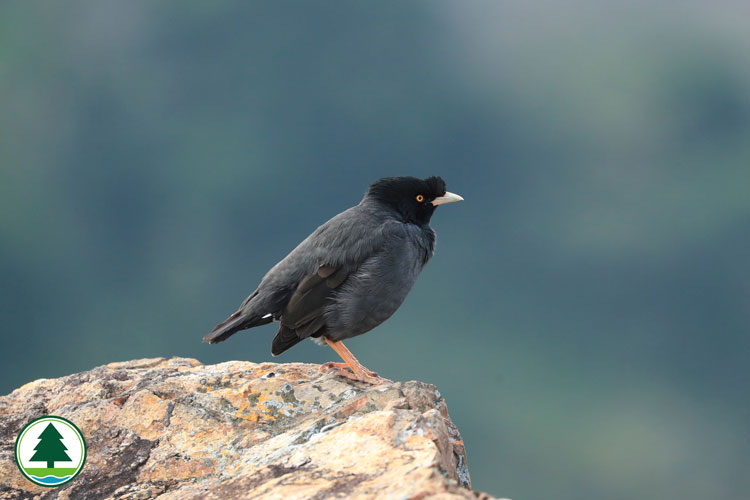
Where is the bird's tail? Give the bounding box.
[202,309,272,344]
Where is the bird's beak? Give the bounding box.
[432,191,464,206]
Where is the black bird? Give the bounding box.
[203,176,463,383]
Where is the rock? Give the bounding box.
[0,358,498,500]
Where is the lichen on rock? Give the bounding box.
[0,358,497,499]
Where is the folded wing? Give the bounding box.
[271,264,354,355]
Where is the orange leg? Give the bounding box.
[322,338,389,384]
[331,341,380,376]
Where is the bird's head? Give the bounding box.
[365,176,463,225]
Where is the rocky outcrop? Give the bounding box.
[0,358,497,499]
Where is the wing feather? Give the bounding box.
[270,263,355,355]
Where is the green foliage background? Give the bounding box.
[1,2,748,499]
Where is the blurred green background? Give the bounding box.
[1,2,749,499]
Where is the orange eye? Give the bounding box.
[416,194,424,202]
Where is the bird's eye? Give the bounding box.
[416,194,424,202]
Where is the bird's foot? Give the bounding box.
[320,362,389,385]
[320,362,379,377]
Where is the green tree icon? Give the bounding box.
[30,423,71,468]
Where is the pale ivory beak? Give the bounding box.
[432,191,464,206]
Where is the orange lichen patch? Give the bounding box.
[234,401,256,421]
[249,363,278,379]
[231,390,299,424]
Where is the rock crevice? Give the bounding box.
[0,358,496,499]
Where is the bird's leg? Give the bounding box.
[333,340,380,377]
[323,338,389,384]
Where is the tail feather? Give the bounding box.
[203,310,272,344]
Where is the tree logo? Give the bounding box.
[14,416,87,487]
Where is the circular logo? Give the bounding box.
[14,416,87,487]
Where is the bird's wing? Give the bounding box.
[270,263,355,355]
[248,206,398,312]
[269,217,408,355]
